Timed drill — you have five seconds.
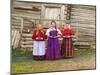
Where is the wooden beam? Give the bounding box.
[61,5,65,24]
[20,18,24,34]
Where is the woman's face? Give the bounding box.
[51,22,56,28]
[37,24,43,30]
[61,25,64,28]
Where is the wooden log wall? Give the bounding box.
[70,5,96,48]
[11,1,96,49]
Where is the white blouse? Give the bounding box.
[46,28,62,36]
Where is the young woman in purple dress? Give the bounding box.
[46,21,62,60]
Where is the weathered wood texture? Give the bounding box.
[71,5,96,46]
[11,1,96,49]
[12,29,21,48]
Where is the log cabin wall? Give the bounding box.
[70,5,96,48]
[11,0,96,49]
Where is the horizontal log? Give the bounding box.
[72,5,95,8]
[75,31,95,35]
[71,11,95,15]
[71,8,95,14]
[71,22,95,25]
[21,45,33,48]
[72,28,95,32]
[75,30,95,35]
[12,19,21,23]
[71,8,95,13]
[12,16,35,23]
[77,37,95,40]
[72,6,95,10]
[77,39,95,42]
[71,9,95,14]
[13,11,41,17]
[72,27,95,32]
[12,19,33,24]
[74,42,90,45]
[21,38,33,41]
[14,9,41,15]
[22,34,32,37]
[12,22,32,26]
[71,20,95,25]
[13,12,40,19]
[13,1,42,6]
[71,16,95,21]
[75,40,95,42]
[71,13,95,19]
[21,41,33,45]
[71,23,95,28]
[12,26,33,30]
[12,13,41,19]
[12,23,33,28]
[13,1,41,9]
[72,26,95,30]
[12,26,21,29]
[75,34,95,37]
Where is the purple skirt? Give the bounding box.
[46,37,61,60]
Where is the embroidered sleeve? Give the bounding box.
[46,29,50,36]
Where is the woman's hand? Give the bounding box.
[67,36,71,38]
[63,36,67,38]
[49,36,57,38]
[49,36,53,38]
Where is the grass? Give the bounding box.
[12,48,96,74]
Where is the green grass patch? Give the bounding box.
[12,48,96,74]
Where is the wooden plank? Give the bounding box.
[72,5,95,8]
[12,12,40,19]
[12,30,17,45]
[72,5,95,10]
[12,26,21,29]
[20,18,24,35]
[71,8,95,14]
[21,41,33,45]
[72,25,95,30]
[40,4,45,22]
[12,22,23,26]
[21,38,33,41]
[43,3,62,8]
[74,42,90,45]
[61,5,65,20]
[13,1,41,9]
[14,9,41,15]
[12,19,32,24]
[21,44,33,48]
[13,31,20,48]
[71,13,95,19]
[12,23,33,27]
[71,20,95,24]
[15,31,20,48]
[12,30,21,48]
[22,34,32,37]
[72,26,95,30]
[77,38,96,41]
[71,16,95,20]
